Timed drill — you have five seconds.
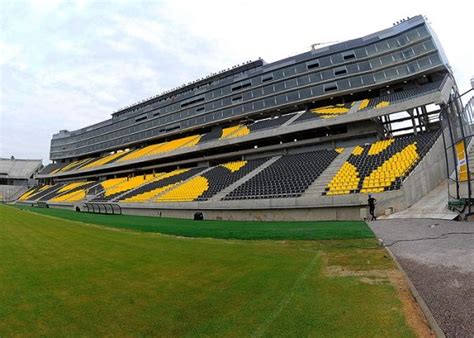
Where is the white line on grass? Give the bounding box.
[252,252,319,337]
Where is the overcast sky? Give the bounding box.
[0,0,472,164]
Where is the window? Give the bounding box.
[180,96,205,108]
[196,106,205,112]
[261,74,273,83]
[334,67,347,76]
[402,48,414,59]
[231,96,243,102]
[231,81,252,91]
[165,125,180,132]
[324,83,338,92]
[135,115,147,122]
[306,60,320,70]
[343,52,356,60]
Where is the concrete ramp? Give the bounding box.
[382,180,458,220]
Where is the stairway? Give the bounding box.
[302,147,355,196]
[281,112,303,127]
[208,156,281,202]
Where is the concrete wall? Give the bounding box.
[0,185,28,202]
[117,205,365,221]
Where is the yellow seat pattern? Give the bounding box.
[118,169,189,202]
[311,104,350,119]
[221,125,241,139]
[47,182,89,202]
[358,99,370,110]
[99,178,128,195]
[50,189,87,202]
[360,143,419,193]
[17,188,36,201]
[375,101,390,109]
[57,182,86,194]
[220,160,247,172]
[82,152,125,169]
[335,148,344,154]
[146,135,201,157]
[220,125,250,139]
[326,162,360,195]
[117,144,163,162]
[367,139,394,155]
[352,146,364,156]
[57,158,91,173]
[231,126,250,138]
[104,175,156,197]
[156,176,209,202]
[18,185,50,201]
[121,184,175,203]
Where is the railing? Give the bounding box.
[440,92,474,218]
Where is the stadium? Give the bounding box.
[2,8,473,337]
[16,16,457,220]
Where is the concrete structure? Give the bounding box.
[0,157,42,202]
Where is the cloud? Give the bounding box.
[0,42,22,66]
[0,0,472,163]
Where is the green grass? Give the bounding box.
[0,204,415,336]
[13,205,373,240]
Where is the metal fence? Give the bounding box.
[441,92,474,216]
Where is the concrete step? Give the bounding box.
[208,156,281,202]
[303,146,355,196]
[281,112,304,127]
[348,100,362,114]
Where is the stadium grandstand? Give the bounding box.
[0,157,42,202]
[16,15,467,220]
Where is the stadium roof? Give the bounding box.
[0,157,42,179]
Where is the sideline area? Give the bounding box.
[12,204,374,240]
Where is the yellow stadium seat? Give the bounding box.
[221,125,250,139]
[155,176,209,202]
[81,152,125,169]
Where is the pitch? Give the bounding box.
[0,205,429,336]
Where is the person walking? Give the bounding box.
[368,195,377,220]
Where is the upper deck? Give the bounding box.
[50,15,449,161]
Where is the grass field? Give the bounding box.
[13,205,374,240]
[0,204,423,336]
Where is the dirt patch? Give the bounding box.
[323,262,434,337]
[388,269,435,338]
[324,265,391,279]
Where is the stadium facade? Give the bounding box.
[17,15,464,220]
[0,157,42,202]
